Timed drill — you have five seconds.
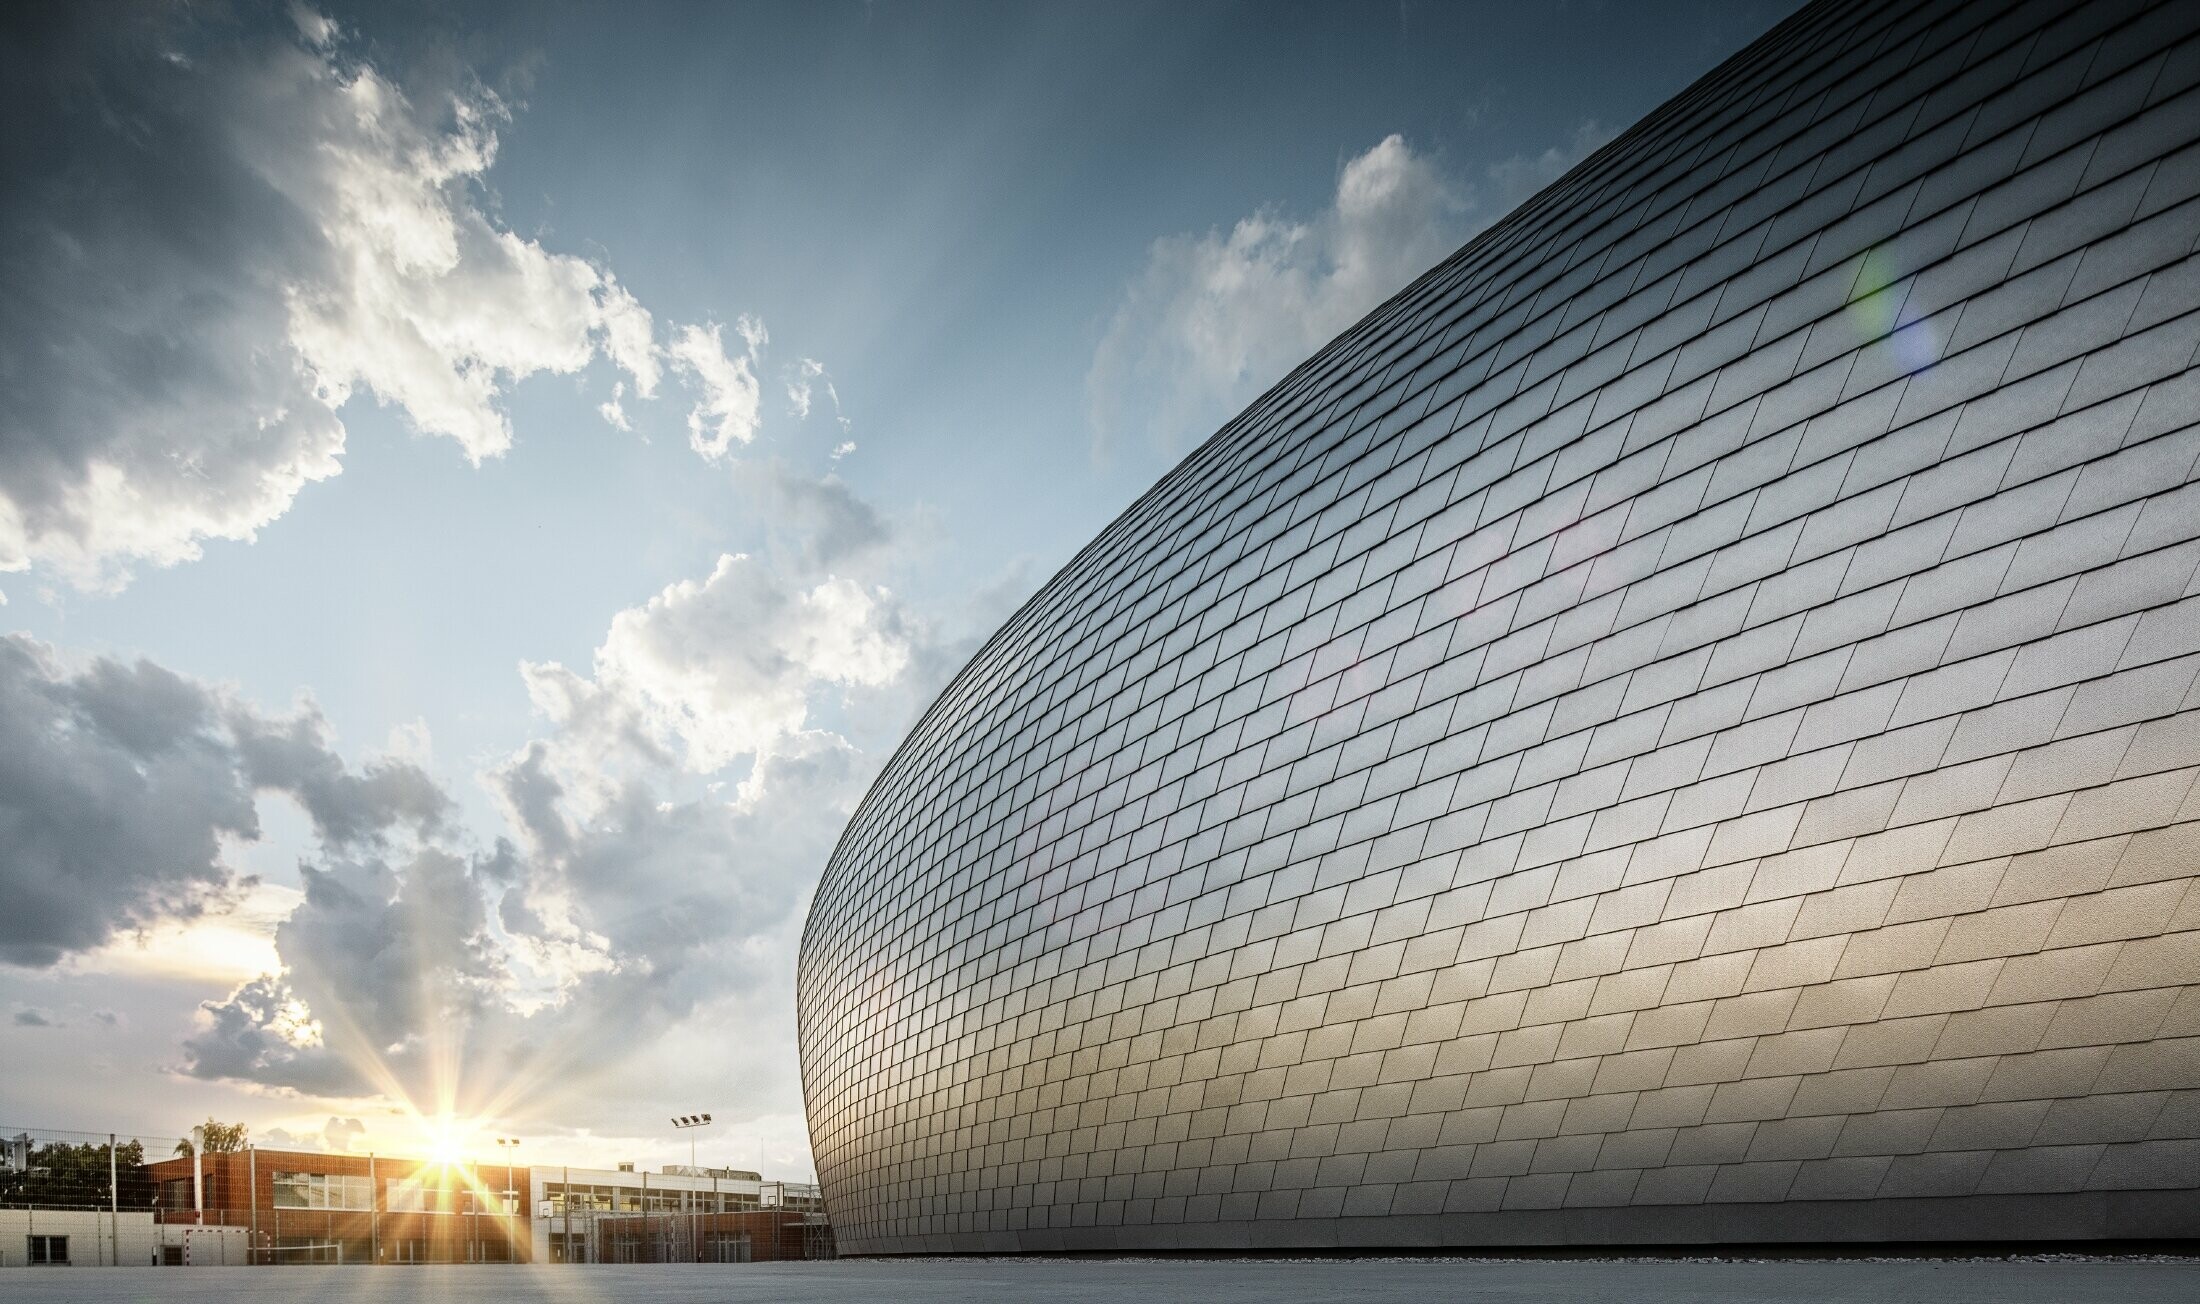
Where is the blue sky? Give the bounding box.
[0,0,1798,1174]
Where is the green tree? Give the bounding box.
[1,1138,148,1209]
[172,1118,249,1157]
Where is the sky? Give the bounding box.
[0,0,1803,1179]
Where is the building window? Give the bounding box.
[384,1178,433,1213]
[386,1177,505,1214]
[27,1235,69,1265]
[271,1171,374,1210]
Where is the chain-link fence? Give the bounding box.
[2,1124,834,1267]
[549,1209,834,1264]
[2,1125,191,1216]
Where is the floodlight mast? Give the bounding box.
[494,1137,520,1260]
[672,1112,715,1173]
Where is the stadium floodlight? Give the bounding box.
[671,1111,714,1172]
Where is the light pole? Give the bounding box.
[494,1139,520,1262]
[671,1115,713,1262]
[670,1114,713,1173]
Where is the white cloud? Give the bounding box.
[0,8,748,588]
[785,357,849,435]
[273,72,655,465]
[598,380,632,432]
[786,358,824,419]
[668,319,766,461]
[533,551,909,776]
[597,283,663,399]
[1087,134,1468,457]
[1089,127,1611,458]
[288,2,340,49]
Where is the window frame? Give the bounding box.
[27,1234,70,1265]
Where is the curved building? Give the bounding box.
[799,0,2200,1252]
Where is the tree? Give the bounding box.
[172,1119,249,1157]
[1,1138,148,1209]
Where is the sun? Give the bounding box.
[422,1118,470,1167]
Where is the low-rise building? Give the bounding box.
[141,1148,531,1265]
[531,1164,832,1263]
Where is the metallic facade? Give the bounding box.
[799,0,2200,1252]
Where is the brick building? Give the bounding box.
[142,1148,530,1264]
[130,1149,832,1266]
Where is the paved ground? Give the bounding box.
[3,1259,2198,1303]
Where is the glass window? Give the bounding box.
[270,1171,312,1209]
[27,1235,69,1265]
[385,1177,427,1212]
[386,1176,506,1214]
[273,1171,371,1210]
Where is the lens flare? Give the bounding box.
[422,1118,468,1167]
[1845,243,1938,375]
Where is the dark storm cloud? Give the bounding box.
[179,846,508,1095]
[0,2,666,586]
[181,734,865,1106]
[230,712,452,846]
[0,635,446,968]
[0,3,343,581]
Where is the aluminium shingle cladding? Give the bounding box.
[797,0,2200,1253]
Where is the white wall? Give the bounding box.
[0,1208,160,1267]
[161,1224,250,1265]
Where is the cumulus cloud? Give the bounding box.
[180,742,864,1117]
[180,846,510,1095]
[668,319,767,460]
[175,467,929,1143]
[179,646,880,1120]
[12,1008,57,1028]
[526,552,908,777]
[0,634,446,968]
[1089,127,1610,456]
[0,6,739,588]
[1088,134,1467,455]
